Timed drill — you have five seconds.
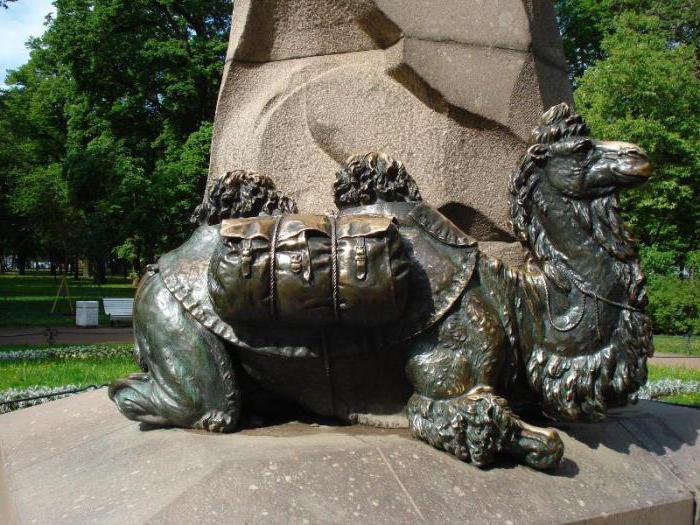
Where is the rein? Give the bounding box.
[543,267,642,339]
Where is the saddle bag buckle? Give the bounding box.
[240,239,253,279]
[290,253,303,274]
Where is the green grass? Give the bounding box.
[661,393,700,406]
[653,334,700,356]
[648,364,700,382]
[0,272,134,327]
[1,347,698,412]
[0,357,138,390]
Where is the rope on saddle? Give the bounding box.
[269,215,283,319]
[329,213,340,321]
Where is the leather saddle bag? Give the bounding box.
[208,214,410,327]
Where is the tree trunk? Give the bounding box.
[133,244,143,277]
[92,257,107,284]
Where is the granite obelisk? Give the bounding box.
[208,0,573,261]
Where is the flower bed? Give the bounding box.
[0,343,138,414]
[638,379,700,401]
[0,344,133,361]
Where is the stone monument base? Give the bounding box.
[1,391,698,524]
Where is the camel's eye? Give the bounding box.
[572,139,593,155]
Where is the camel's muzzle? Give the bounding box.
[601,141,652,185]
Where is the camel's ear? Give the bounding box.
[528,144,549,166]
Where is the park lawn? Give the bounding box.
[0,356,139,391]
[648,364,700,382]
[653,334,700,356]
[0,272,134,327]
[661,392,700,406]
[0,353,696,405]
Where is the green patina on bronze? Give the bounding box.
[110,104,654,470]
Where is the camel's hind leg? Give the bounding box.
[406,294,563,469]
[109,273,241,432]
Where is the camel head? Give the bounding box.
[513,103,650,204]
[528,136,650,199]
[510,103,652,268]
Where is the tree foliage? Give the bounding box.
[0,0,232,280]
[556,1,700,334]
[574,13,700,259]
[647,276,700,335]
[555,0,700,79]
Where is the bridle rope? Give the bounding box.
[544,265,642,339]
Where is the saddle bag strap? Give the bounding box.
[240,239,253,279]
[354,238,367,280]
[302,232,312,281]
[329,214,340,321]
[269,215,283,319]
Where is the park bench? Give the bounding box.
[103,298,134,326]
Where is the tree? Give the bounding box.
[0,0,232,281]
[0,44,73,274]
[44,0,232,277]
[574,13,700,262]
[556,0,700,79]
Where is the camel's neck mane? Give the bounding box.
[509,157,646,310]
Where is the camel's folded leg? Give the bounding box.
[407,386,563,469]
[109,272,241,432]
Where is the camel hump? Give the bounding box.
[408,203,477,248]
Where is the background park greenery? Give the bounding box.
[0,0,698,335]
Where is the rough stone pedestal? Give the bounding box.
[1,392,698,524]
[208,0,574,264]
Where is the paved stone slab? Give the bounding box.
[1,391,698,524]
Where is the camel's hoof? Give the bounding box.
[516,423,564,470]
[108,377,169,426]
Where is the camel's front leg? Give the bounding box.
[407,388,563,469]
[405,295,563,469]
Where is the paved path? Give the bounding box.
[0,327,133,346]
[650,353,700,369]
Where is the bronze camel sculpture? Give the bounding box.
[110,104,653,469]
